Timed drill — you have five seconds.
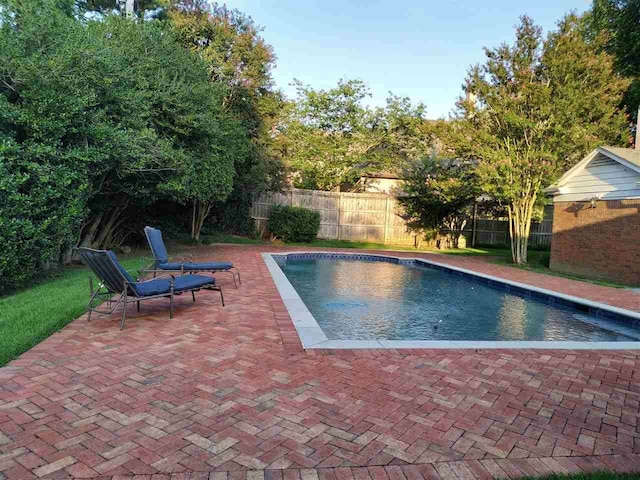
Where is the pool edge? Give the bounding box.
[262,251,640,350]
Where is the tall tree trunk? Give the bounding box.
[78,213,104,249]
[92,201,128,249]
[102,216,127,249]
[191,201,197,240]
[508,193,537,265]
[191,200,212,242]
[77,198,130,254]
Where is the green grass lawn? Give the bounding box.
[0,255,142,367]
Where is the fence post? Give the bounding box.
[383,197,391,245]
[471,201,478,247]
[336,193,342,241]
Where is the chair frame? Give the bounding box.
[78,248,224,330]
[141,227,241,288]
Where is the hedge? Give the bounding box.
[268,205,321,243]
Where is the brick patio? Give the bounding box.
[1,245,640,480]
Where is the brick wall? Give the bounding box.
[550,199,640,286]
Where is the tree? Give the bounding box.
[162,110,248,241]
[447,15,628,264]
[399,155,479,249]
[169,2,275,120]
[589,0,640,121]
[77,17,245,246]
[279,79,429,191]
[0,0,248,290]
[168,2,285,236]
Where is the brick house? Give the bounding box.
[545,146,640,285]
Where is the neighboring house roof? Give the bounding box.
[361,171,401,180]
[546,146,640,193]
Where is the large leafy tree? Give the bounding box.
[0,0,247,289]
[447,15,628,264]
[279,79,429,191]
[77,17,244,246]
[168,1,286,235]
[589,0,640,120]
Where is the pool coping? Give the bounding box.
[262,251,640,350]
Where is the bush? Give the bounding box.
[268,205,321,243]
[0,142,86,294]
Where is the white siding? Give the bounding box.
[363,178,403,195]
[554,153,640,202]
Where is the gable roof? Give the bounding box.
[599,146,640,170]
[545,146,640,195]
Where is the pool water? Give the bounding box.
[276,256,637,342]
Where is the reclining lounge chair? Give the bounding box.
[143,226,241,288]
[77,247,224,330]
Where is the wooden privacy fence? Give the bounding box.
[469,216,553,248]
[250,189,553,248]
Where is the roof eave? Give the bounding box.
[598,146,640,175]
[543,185,560,196]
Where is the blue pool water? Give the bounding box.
[276,256,638,342]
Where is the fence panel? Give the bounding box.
[250,189,553,247]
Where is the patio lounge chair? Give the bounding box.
[143,226,241,288]
[77,247,224,330]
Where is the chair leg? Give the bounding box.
[137,301,140,312]
[169,288,174,319]
[120,291,127,330]
[235,269,241,285]
[231,271,237,289]
[218,286,225,307]
[192,291,196,302]
[87,276,94,322]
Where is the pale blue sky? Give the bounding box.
[227,0,590,119]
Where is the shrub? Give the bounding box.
[0,140,86,294]
[268,205,321,243]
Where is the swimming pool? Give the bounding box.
[264,252,640,349]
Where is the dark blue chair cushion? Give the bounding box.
[145,227,169,264]
[158,261,233,271]
[134,274,215,297]
[107,251,140,296]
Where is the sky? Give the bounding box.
[227,0,590,119]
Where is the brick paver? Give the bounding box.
[1,245,640,479]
